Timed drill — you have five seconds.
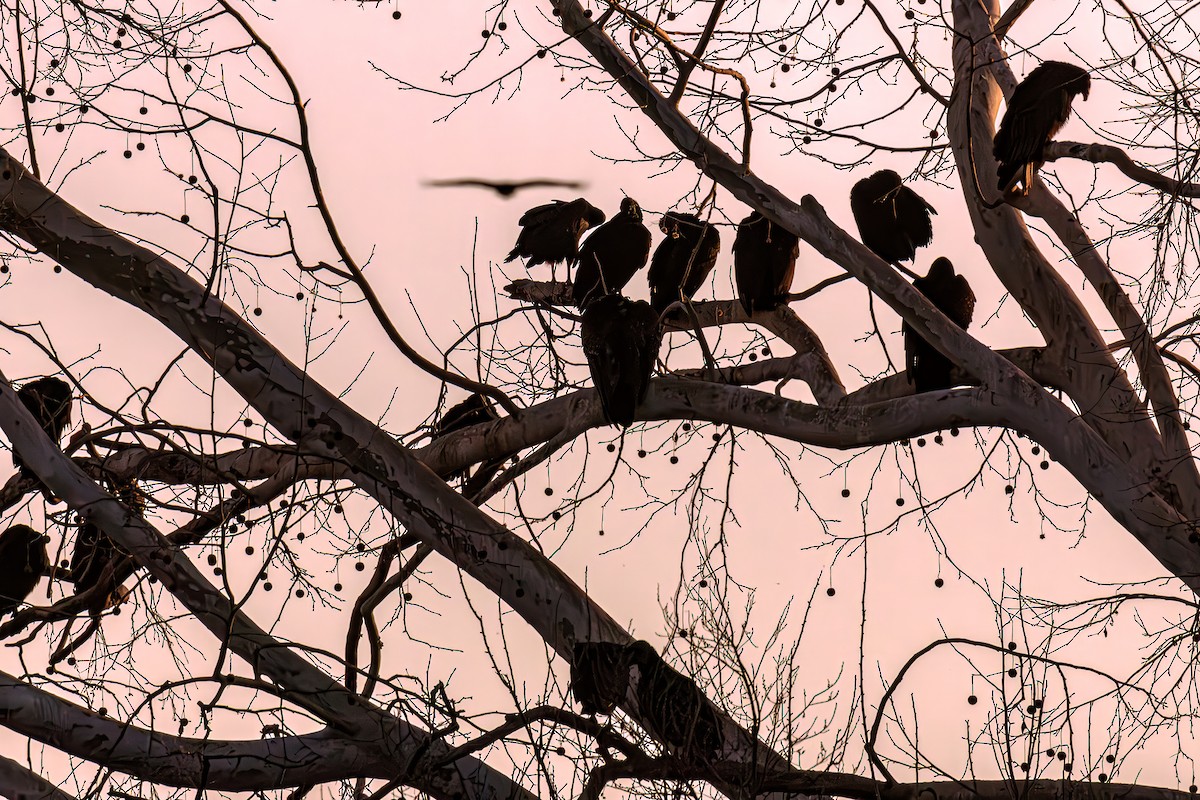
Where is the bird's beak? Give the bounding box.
[1082,89,1090,101]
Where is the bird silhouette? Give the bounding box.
[431,394,507,495]
[580,295,662,428]
[0,525,48,618]
[12,376,73,497]
[733,211,800,315]
[994,61,1091,195]
[69,477,142,612]
[850,170,937,266]
[570,641,632,715]
[904,257,977,393]
[626,640,723,759]
[647,212,721,314]
[572,197,653,308]
[424,178,585,198]
[504,198,606,271]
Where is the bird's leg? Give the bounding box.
[891,261,920,281]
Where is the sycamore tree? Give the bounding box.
[0,0,1199,798]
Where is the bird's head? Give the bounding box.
[1077,73,1091,101]
[620,197,642,220]
[927,257,956,280]
[625,640,659,666]
[659,214,681,238]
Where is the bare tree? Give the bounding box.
[0,0,1199,799]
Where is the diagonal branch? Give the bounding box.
[1044,141,1200,197]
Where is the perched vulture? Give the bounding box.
[432,393,505,493]
[994,61,1090,195]
[626,640,723,759]
[570,641,632,715]
[12,376,73,492]
[572,197,653,308]
[903,257,977,393]
[647,212,721,314]
[424,178,584,198]
[70,477,142,612]
[0,524,48,618]
[580,295,662,428]
[504,198,606,270]
[849,170,937,265]
[733,211,800,314]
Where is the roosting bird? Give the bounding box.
[733,211,800,314]
[432,393,506,493]
[424,178,585,198]
[904,257,977,393]
[69,478,142,612]
[626,640,723,759]
[504,198,607,271]
[0,524,48,618]
[12,376,73,495]
[580,295,662,428]
[570,641,633,715]
[994,61,1091,195]
[572,197,653,308]
[647,212,721,314]
[849,170,937,266]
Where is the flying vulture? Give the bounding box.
[572,197,653,308]
[504,198,606,271]
[849,170,937,265]
[580,295,662,428]
[994,61,1090,195]
[432,393,506,493]
[626,640,723,759]
[903,257,977,393]
[647,212,721,314]
[733,211,800,314]
[424,178,584,198]
[12,376,73,494]
[570,641,632,715]
[0,524,48,618]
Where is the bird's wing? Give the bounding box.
[517,201,565,227]
[954,277,977,328]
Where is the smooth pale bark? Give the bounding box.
[0,672,391,789]
[0,151,808,794]
[0,371,530,799]
[547,0,1200,591]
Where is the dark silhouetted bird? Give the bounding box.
[626,640,723,759]
[570,641,632,715]
[505,198,607,270]
[424,178,585,198]
[432,394,506,494]
[12,376,73,494]
[850,170,937,265]
[733,211,800,315]
[572,197,653,308]
[70,477,142,612]
[994,61,1090,195]
[580,295,662,428]
[0,524,48,617]
[904,257,977,393]
[647,212,721,314]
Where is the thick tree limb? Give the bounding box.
[0,754,78,800]
[544,0,1200,594]
[0,150,798,794]
[0,366,529,800]
[0,671,391,790]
